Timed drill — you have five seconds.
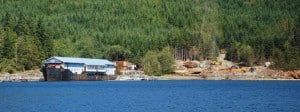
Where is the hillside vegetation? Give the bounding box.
[0,0,299,74]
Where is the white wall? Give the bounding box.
[64,63,115,75]
[105,68,116,75]
[86,65,105,72]
[64,63,85,74]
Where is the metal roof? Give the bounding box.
[45,57,114,65]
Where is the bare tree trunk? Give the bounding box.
[181,48,184,61]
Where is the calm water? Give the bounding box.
[0,80,300,112]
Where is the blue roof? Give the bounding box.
[45,57,114,65]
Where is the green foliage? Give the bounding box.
[17,36,42,70]
[199,0,221,60]
[219,0,300,69]
[158,47,175,74]
[271,48,286,69]
[0,0,299,71]
[36,18,54,59]
[14,14,30,36]
[237,44,255,66]
[104,45,131,61]
[1,30,17,59]
[0,30,3,58]
[79,37,97,58]
[141,47,175,75]
[0,13,47,72]
[141,51,162,76]
[0,58,16,74]
[3,12,15,31]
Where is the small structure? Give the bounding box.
[41,57,116,81]
[115,61,136,70]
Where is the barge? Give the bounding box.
[41,57,117,81]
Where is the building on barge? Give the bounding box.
[41,57,116,81]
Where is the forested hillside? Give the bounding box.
[0,0,299,73]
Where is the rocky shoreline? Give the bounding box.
[0,70,44,82]
[158,68,300,81]
[1,68,300,82]
[168,54,300,81]
[153,73,300,81]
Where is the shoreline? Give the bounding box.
[151,74,300,81]
[1,69,300,82]
[0,70,44,82]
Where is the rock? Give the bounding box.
[264,62,271,67]
[183,61,198,68]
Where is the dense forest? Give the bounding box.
[0,0,299,73]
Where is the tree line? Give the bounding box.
[0,0,299,74]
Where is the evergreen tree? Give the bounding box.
[282,41,300,70]
[36,18,54,59]
[1,30,17,59]
[158,46,175,74]
[0,58,16,74]
[93,34,104,58]
[14,14,30,36]
[78,37,99,58]
[0,29,4,58]
[271,48,285,69]
[0,29,16,73]
[199,0,220,60]
[17,36,42,70]
[237,44,255,66]
[104,45,131,61]
[0,0,300,71]
[3,12,15,31]
[141,51,162,76]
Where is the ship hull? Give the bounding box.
[42,67,117,81]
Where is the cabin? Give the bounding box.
[43,57,115,75]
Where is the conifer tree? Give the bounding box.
[14,14,30,36]
[0,0,300,70]
[1,30,17,59]
[158,46,175,74]
[17,36,42,70]
[36,18,54,59]
[0,30,4,58]
[3,12,15,31]
[237,44,255,66]
[104,45,131,61]
[199,1,220,60]
[141,51,162,76]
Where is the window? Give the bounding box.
[106,64,115,68]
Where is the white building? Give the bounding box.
[44,57,115,75]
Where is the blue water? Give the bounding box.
[1,80,300,112]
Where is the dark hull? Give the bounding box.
[42,68,117,81]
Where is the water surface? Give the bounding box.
[0,80,300,112]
